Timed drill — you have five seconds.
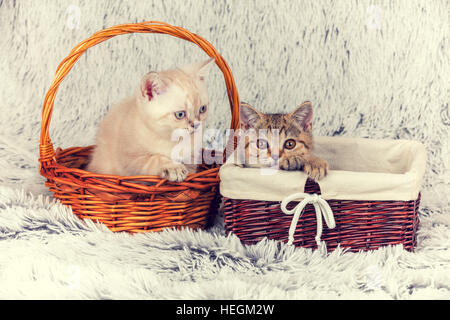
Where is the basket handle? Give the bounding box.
[39,21,240,163]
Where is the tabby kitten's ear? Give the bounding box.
[239,102,262,130]
[291,101,313,132]
[140,72,167,101]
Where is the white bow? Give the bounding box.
[281,193,336,250]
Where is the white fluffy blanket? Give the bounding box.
[0,0,449,299]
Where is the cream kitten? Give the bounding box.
[87,58,215,182]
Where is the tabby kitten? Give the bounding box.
[87,58,215,181]
[238,101,328,180]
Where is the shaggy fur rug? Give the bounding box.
[0,0,449,299]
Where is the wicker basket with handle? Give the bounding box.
[39,21,240,233]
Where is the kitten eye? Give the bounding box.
[256,139,269,150]
[284,139,296,150]
[174,111,186,119]
[199,105,207,113]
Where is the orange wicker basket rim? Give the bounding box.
[39,20,240,163]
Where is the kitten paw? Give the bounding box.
[279,157,303,171]
[304,158,328,181]
[160,163,188,182]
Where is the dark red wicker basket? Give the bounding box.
[222,178,420,252]
[220,135,425,253]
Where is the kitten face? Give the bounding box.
[136,58,214,137]
[239,102,313,168]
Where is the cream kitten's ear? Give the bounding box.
[140,72,167,101]
[291,101,313,132]
[197,57,215,80]
[181,58,215,80]
[239,102,262,130]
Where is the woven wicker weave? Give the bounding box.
[223,179,420,252]
[39,21,240,233]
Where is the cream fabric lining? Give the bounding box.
[219,136,426,201]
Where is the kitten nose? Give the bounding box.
[271,154,279,161]
[191,122,201,129]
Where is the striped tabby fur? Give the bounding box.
[239,101,328,181]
